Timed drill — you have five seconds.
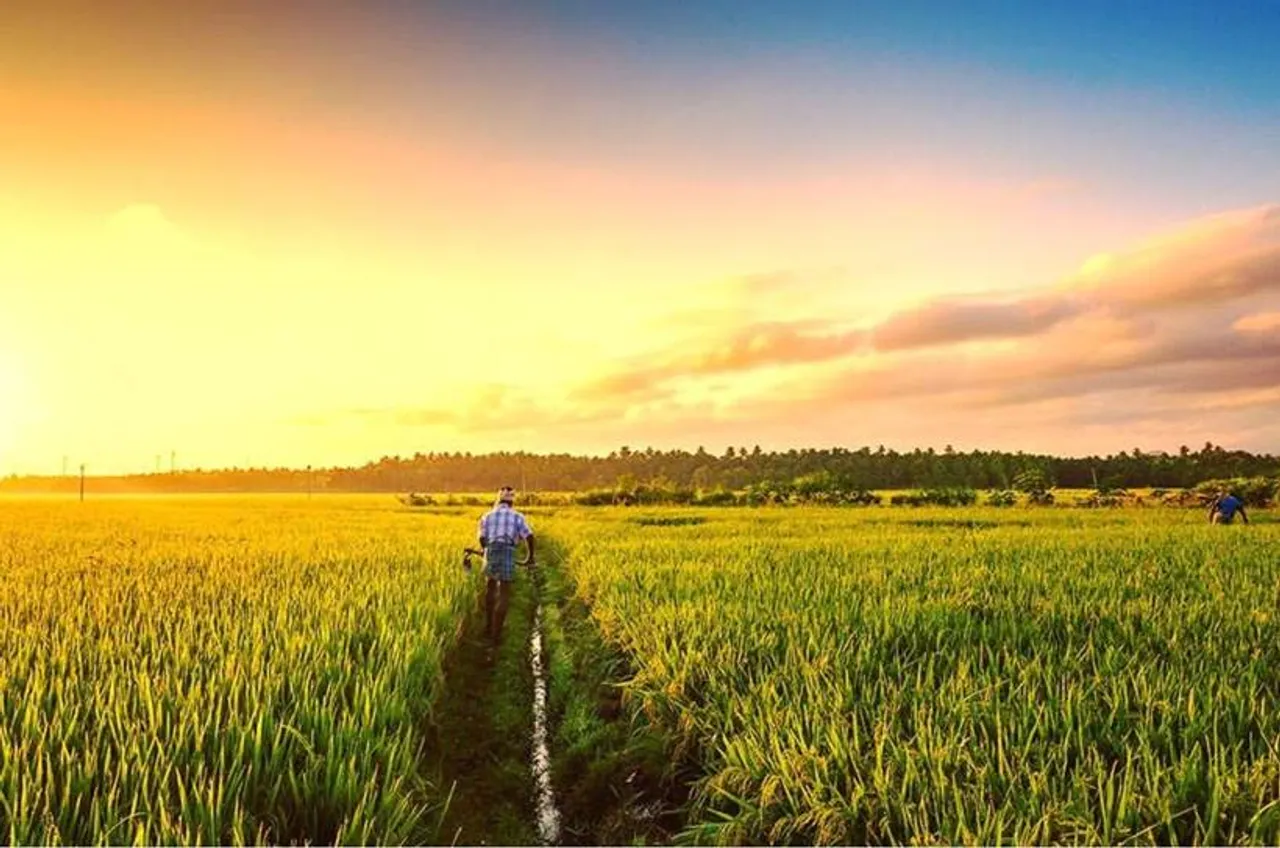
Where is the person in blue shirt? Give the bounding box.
[1208,490,1249,525]
[477,487,536,649]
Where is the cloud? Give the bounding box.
[567,203,1280,436]
[870,203,1280,351]
[573,320,866,401]
[581,203,1280,404]
[1067,205,1280,311]
[820,311,1280,410]
[871,294,1082,351]
[1234,311,1280,333]
[294,203,1280,451]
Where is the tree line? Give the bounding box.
[2,442,1276,495]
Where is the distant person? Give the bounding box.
[477,486,536,650]
[1208,489,1249,525]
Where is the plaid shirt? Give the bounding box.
[478,503,533,546]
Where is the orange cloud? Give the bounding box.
[301,202,1279,454]
[1234,311,1280,333]
[871,294,1081,351]
[562,203,1280,430]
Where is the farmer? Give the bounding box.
[1208,489,1249,525]
[477,486,536,648]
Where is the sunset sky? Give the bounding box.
[2,1,1278,473]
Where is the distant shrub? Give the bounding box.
[1160,489,1198,507]
[986,489,1017,507]
[1077,493,1125,508]
[743,481,793,506]
[695,489,740,507]
[573,489,618,506]
[1194,477,1278,508]
[629,482,695,506]
[631,515,708,527]
[890,489,977,507]
[921,487,978,507]
[1012,468,1055,506]
[399,492,435,507]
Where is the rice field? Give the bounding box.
[0,497,473,845]
[556,508,1280,845]
[2,496,1278,845]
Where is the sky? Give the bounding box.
[1,0,1278,473]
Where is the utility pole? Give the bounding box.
[79,464,85,502]
[307,464,313,499]
[170,450,176,474]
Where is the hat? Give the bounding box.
[496,486,516,505]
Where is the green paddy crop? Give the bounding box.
[5,496,1279,845]
[555,507,1280,845]
[0,496,473,845]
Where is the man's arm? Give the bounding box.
[517,514,535,564]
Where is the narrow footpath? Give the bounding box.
[427,570,539,845]
[423,538,687,846]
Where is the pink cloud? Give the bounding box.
[566,203,1280,438]
[871,294,1082,351]
[1234,311,1280,333]
[308,204,1280,451]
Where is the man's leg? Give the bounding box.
[485,578,499,640]
[491,580,512,645]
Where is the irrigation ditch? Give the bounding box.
[425,537,688,845]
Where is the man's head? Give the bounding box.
[496,486,516,507]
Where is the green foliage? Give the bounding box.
[574,489,622,506]
[1077,492,1127,508]
[631,515,709,527]
[694,489,740,507]
[894,488,978,507]
[0,499,474,845]
[1194,477,1278,508]
[1011,467,1052,493]
[985,489,1018,507]
[926,486,978,506]
[1012,468,1056,505]
[8,442,1277,495]
[553,508,1280,845]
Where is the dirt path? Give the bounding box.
[427,571,539,846]
[422,539,685,845]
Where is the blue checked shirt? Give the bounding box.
[478,504,533,546]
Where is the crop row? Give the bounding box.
[0,498,473,844]
[557,508,1280,844]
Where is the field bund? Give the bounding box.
[0,495,1277,845]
